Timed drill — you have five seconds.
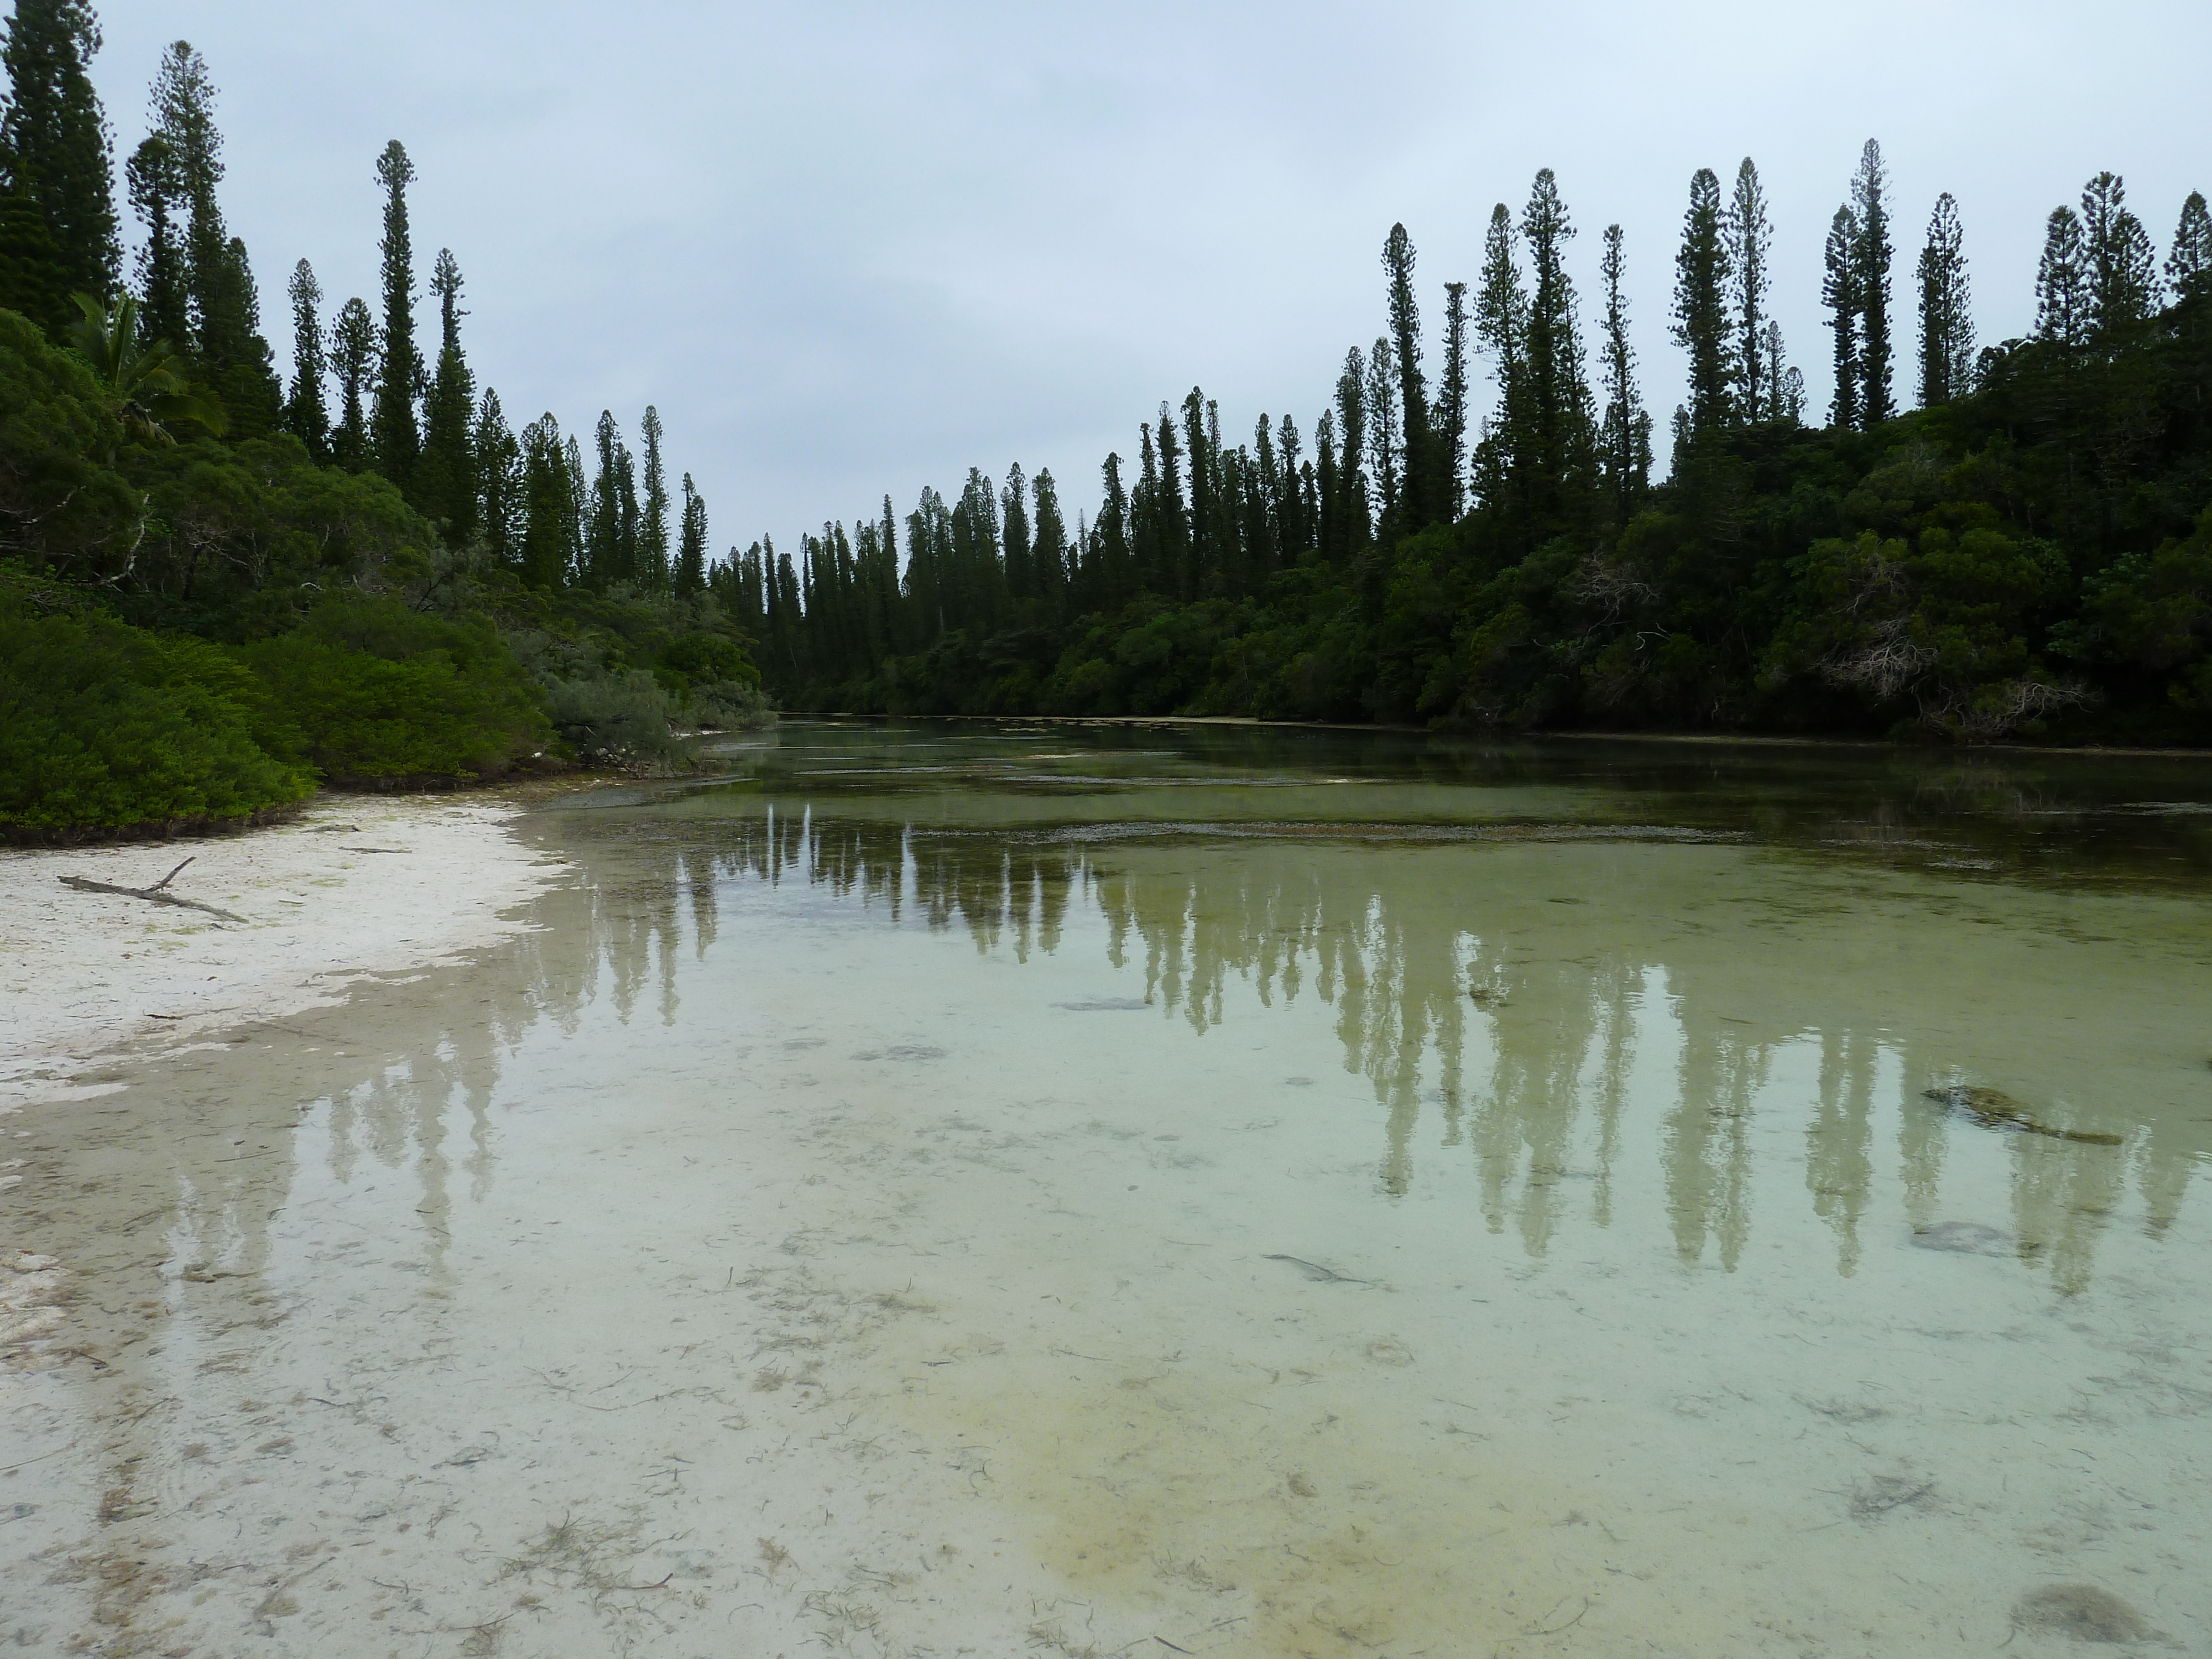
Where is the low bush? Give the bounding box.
[233,594,555,783]
[0,609,312,838]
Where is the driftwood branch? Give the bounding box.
[59,857,248,924]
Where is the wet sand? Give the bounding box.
[0,795,576,1115]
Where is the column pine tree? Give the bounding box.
[639,406,670,591]
[419,248,478,541]
[0,0,118,305]
[1728,159,1771,421]
[1598,223,1651,517]
[1671,168,1732,442]
[329,295,376,471]
[1916,193,1972,407]
[1822,206,1860,429]
[371,139,420,486]
[283,258,329,460]
[1850,140,1893,424]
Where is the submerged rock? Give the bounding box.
[1922,1086,2124,1146]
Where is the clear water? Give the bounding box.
[6,722,2211,1656]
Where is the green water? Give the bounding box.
[6,722,2211,1656]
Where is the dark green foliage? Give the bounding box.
[1,0,117,303]
[0,604,311,835]
[0,27,750,838]
[0,305,140,576]
[0,183,67,331]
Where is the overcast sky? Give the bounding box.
[86,0,2212,556]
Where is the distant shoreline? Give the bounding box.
[785,711,2212,761]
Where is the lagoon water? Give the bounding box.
[6,722,2212,1656]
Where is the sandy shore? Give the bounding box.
[0,792,575,1113]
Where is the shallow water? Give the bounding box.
[6,723,2212,1656]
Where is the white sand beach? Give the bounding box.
[0,794,573,1114]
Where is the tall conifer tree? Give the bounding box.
[1598,223,1651,516]
[284,258,329,460]
[329,295,375,470]
[1032,469,1067,607]
[1671,168,1732,442]
[1364,336,1400,534]
[1381,223,1439,526]
[588,410,632,589]
[2168,191,2211,301]
[1472,203,1527,516]
[2034,206,2089,349]
[0,0,117,303]
[418,248,478,540]
[1916,193,1973,407]
[148,43,277,432]
[371,139,420,485]
[1728,158,1771,420]
[1850,140,1893,424]
[1437,280,1469,518]
[675,473,707,597]
[1763,322,1803,422]
[2080,172,2157,341]
[1822,206,1860,429]
[518,415,572,587]
[1520,168,1595,523]
[1097,453,1131,611]
[475,389,520,570]
[1001,462,1032,599]
[639,405,670,591]
[123,133,185,347]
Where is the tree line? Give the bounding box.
[0,1,767,838]
[741,142,2210,740]
[0,3,714,604]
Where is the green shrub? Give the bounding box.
[539,667,696,765]
[0,609,312,837]
[690,677,774,731]
[234,594,553,782]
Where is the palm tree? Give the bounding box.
[66,292,227,446]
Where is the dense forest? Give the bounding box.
[746,158,2211,746]
[3,2,2210,840]
[0,1,765,839]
